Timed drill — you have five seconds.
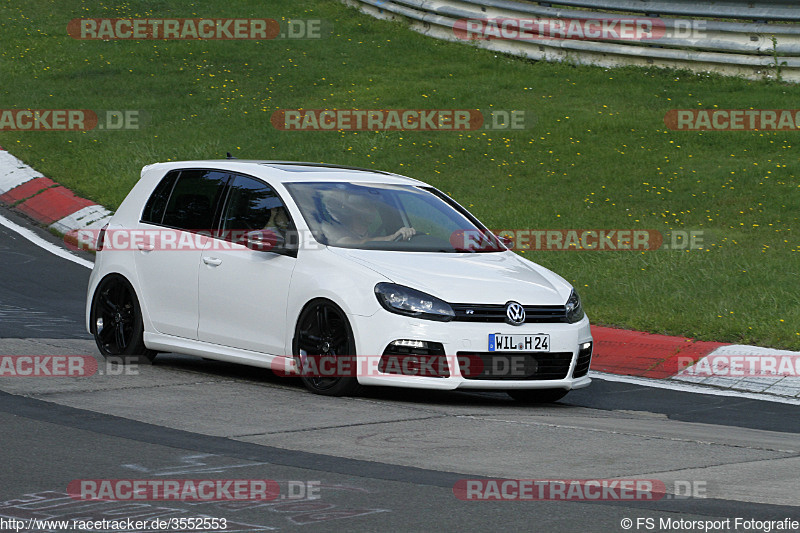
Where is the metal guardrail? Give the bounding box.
[341,0,800,82]
[531,0,800,21]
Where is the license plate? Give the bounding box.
[489,333,550,352]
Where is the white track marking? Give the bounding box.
[591,371,800,405]
[0,213,93,269]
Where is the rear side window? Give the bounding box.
[141,171,179,224]
[159,170,229,231]
[219,174,286,232]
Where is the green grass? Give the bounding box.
[1,0,798,349]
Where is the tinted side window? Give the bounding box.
[219,174,289,233]
[141,171,179,224]
[161,170,229,231]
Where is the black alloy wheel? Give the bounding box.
[90,274,156,362]
[293,299,361,396]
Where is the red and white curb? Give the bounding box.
[671,344,800,398]
[591,326,800,402]
[1,146,798,402]
[0,147,112,236]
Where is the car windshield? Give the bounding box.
[284,182,505,253]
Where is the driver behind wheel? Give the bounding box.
[322,190,415,245]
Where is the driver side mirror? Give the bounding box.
[245,229,297,257]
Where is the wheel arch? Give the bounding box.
[87,261,156,336]
[88,271,155,360]
[290,296,359,356]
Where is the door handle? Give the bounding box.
[202,256,222,267]
[137,244,154,252]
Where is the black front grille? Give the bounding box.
[457,352,573,380]
[573,342,593,378]
[451,303,567,323]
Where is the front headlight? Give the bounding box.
[566,289,585,323]
[374,283,455,322]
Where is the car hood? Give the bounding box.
[328,248,572,305]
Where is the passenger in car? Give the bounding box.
[265,205,290,235]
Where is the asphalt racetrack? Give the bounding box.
[0,205,798,532]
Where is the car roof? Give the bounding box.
[141,160,429,186]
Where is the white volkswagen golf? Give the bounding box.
[86,160,592,402]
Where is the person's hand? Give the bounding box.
[391,227,416,241]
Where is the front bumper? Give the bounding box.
[348,309,593,391]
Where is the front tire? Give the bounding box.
[90,274,156,363]
[293,299,361,396]
[507,388,569,403]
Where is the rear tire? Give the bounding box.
[293,299,361,396]
[507,389,569,403]
[90,274,156,364]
